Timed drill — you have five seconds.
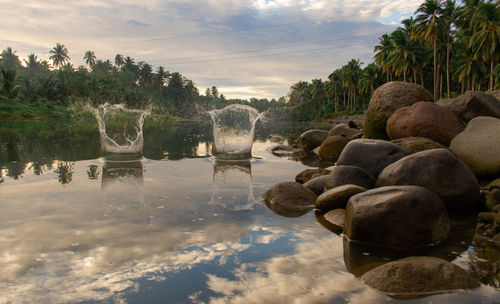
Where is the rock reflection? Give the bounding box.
[211,159,256,210]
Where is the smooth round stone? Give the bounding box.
[316,184,366,211]
[324,165,375,191]
[262,181,316,217]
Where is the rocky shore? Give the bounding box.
[264,81,500,298]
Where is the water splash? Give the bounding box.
[209,104,264,160]
[89,103,150,157]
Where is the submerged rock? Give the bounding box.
[364,81,433,139]
[262,181,316,217]
[316,209,345,234]
[345,186,450,249]
[361,256,480,299]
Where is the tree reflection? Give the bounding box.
[54,161,74,184]
[87,164,100,180]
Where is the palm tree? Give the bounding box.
[358,63,382,96]
[470,2,500,90]
[49,43,70,69]
[84,50,96,67]
[387,29,416,82]
[327,69,342,112]
[442,0,457,96]
[414,0,446,99]
[0,68,20,103]
[115,54,125,67]
[455,0,484,35]
[374,33,394,82]
[0,47,21,71]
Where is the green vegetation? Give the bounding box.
[0,0,498,121]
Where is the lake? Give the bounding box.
[0,119,499,303]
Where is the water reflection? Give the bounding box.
[55,161,74,184]
[211,159,256,210]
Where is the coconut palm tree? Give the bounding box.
[0,46,21,71]
[84,50,96,68]
[470,2,500,90]
[49,43,70,69]
[374,33,394,82]
[115,54,125,67]
[414,0,447,99]
[387,29,416,82]
[455,0,484,34]
[442,0,457,96]
[358,63,382,96]
[0,68,20,103]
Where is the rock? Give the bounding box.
[316,184,366,211]
[324,165,376,191]
[391,137,445,154]
[296,129,329,151]
[328,123,362,139]
[348,120,358,129]
[316,209,345,234]
[488,90,500,101]
[364,81,433,139]
[437,91,500,123]
[361,256,480,299]
[376,148,479,212]
[270,144,300,157]
[304,175,329,196]
[345,186,450,249]
[317,135,349,161]
[262,182,316,217]
[270,134,285,143]
[295,168,330,184]
[387,101,464,146]
[450,116,500,178]
[336,139,409,177]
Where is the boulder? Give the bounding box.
[336,139,409,177]
[328,123,362,139]
[324,165,376,191]
[364,81,433,139]
[304,175,329,196]
[316,209,345,234]
[387,101,464,146]
[345,186,450,249]
[295,168,330,184]
[450,116,500,178]
[437,91,500,123]
[376,148,479,211]
[262,182,316,217]
[316,184,366,211]
[391,137,445,154]
[271,144,300,157]
[488,90,500,101]
[318,135,349,161]
[296,129,329,151]
[361,256,480,299]
[484,178,500,210]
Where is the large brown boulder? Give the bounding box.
[376,148,479,212]
[336,139,409,177]
[303,175,329,196]
[488,90,500,101]
[317,135,349,161]
[327,123,362,139]
[324,165,376,191]
[316,209,345,234]
[361,256,480,299]
[391,137,445,154]
[450,116,500,179]
[437,91,500,123]
[387,101,465,146]
[364,82,433,139]
[262,182,316,217]
[296,129,328,151]
[295,168,330,184]
[345,186,450,249]
[316,184,366,211]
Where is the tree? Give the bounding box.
[374,33,395,82]
[84,50,96,68]
[0,47,21,71]
[115,54,125,67]
[0,68,20,103]
[205,88,211,96]
[442,0,457,96]
[358,63,382,96]
[211,86,219,98]
[49,43,70,69]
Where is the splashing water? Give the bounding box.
[89,103,150,157]
[209,104,264,160]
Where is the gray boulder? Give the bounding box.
[450,116,500,179]
[361,256,480,299]
[437,91,500,123]
[262,181,316,217]
[391,136,445,154]
[324,165,376,191]
[316,184,366,211]
[345,186,450,249]
[336,139,409,177]
[376,148,479,211]
[296,129,329,151]
[328,123,362,139]
[364,81,433,139]
[304,175,329,196]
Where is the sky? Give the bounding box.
[0,0,424,100]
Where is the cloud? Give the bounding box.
[126,19,152,27]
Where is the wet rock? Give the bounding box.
[376,148,479,212]
[262,181,316,217]
[270,144,300,157]
[328,123,362,139]
[296,129,329,151]
[316,184,366,211]
[488,90,500,101]
[364,81,433,139]
[391,136,445,154]
[317,135,349,161]
[304,175,329,196]
[485,178,500,210]
[270,134,285,143]
[345,186,450,249]
[348,120,358,129]
[316,209,345,234]
[450,116,500,179]
[437,91,500,123]
[361,256,480,299]
[336,139,409,178]
[324,165,376,191]
[387,101,464,146]
[295,168,330,184]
